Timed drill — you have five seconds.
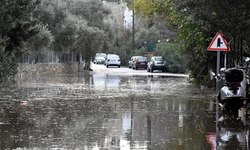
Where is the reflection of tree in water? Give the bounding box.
[0,102,35,149]
[27,98,116,149]
[224,135,242,150]
[216,115,246,150]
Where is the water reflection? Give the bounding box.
[0,74,244,149]
[206,98,250,150]
[215,100,249,150]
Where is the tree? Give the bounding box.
[0,0,40,79]
[33,0,113,68]
[129,0,250,84]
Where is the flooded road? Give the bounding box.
[0,64,249,150]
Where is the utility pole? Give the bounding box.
[132,8,135,49]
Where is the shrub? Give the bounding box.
[154,43,190,73]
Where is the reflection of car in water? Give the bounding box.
[91,74,120,90]
[216,115,246,150]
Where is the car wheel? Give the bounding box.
[106,65,109,68]
[118,65,120,68]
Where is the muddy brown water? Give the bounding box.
[0,73,249,150]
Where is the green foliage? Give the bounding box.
[130,0,250,84]
[112,26,160,66]
[0,0,40,79]
[134,27,159,49]
[0,38,19,80]
[34,0,113,63]
[25,24,54,52]
[154,42,190,73]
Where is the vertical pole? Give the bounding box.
[52,51,54,63]
[28,53,30,64]
[132,9,135,49]
[216,51,220,92]
[47,51,49,63]
[224,53,226,69]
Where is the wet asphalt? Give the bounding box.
[0,63,249,150]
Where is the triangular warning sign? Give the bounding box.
[207,32,230,51]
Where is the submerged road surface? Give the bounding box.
[0,63,249,150]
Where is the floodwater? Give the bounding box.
[0,71,249,150]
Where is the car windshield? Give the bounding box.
[138,57,147,61]
[155,57,164,61]
[97,54,106,57]
[96,56,104,59]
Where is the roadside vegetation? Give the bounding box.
[128,0,250,85]
[0,0,113,80]
[1,0,250,85]
[154,43,190,73]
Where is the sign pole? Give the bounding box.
[216,51,220,92]
[216,51,220,75]
[207,31,230,92]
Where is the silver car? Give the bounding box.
[94,56,105,64]
[147,56,167,72]
[94,53,106,64]
[106,54,121,68]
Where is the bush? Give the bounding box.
[154,43,190,73]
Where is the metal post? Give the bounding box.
[28,53,30,64]
[52,51,54,63]
[47,51,49,63]
[216,51,220,92]
[224,53,227,69]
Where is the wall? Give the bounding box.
[17,63,85,76]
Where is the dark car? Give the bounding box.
[147,56,167,72]
[128,56,142,68]
[132,57,148,70]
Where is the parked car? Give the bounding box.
[128,56,142,68]
[94,53,106,64]
[106,54,121,68]
[132,57,148,70]
[94,56,105,64]
[104,54,116,65]
[147,56,167,72]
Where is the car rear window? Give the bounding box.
[96,54,106,57]
[155,57,164,61]
[138,57,147,61]
[110,56,119,59]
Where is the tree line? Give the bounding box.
[0,0,115,79]
[129,0,250,84]
[2,0,249,85]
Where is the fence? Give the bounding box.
[20,51,83,64]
